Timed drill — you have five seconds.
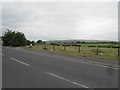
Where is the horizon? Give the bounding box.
[44,39,118,42]
[0,34,118,42]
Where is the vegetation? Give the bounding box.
[2,29,118,60]
[37,40,42,44]
[76,43,119,47]
[2,29,27,47]
[27,40,31,45]
[63,43,119,48]
[21,44,119,61]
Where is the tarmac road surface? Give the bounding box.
[2,47,118,89]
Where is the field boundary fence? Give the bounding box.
[36,44,119,59]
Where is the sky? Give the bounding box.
[1,1,118,41]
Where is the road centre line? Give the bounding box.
[46,72,90,88]
[10,58,30,67]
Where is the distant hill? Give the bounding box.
[46,39,118,44]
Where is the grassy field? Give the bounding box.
[64,43,119,47]
[21,44,119,61]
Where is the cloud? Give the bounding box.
[2,2,118,41]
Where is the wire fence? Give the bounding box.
[31,44,119,59]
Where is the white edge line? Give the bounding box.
[46,55,118,70]
[69,60,118,70]
[46,72,90,88]
[8,48,118,70]
[32,52,118,70]
[10,58,30,66]
[49,56,118,70]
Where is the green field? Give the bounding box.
[21,44,119,61]
[64,43,119,47]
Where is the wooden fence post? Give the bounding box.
[96,46,99,55]
[53,45,55,50]
[64,46,66,51]
[78,45,81,53]
[44,44,46,48]
[118,48,120,57]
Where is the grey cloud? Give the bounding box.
[2,2,118,41]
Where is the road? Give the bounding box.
[2,47,118,89]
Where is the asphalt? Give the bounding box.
[2,47,118,88]
[19,47,119,68]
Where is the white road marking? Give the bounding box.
[44,54,118,70]
[10,58,30,66]
[67,59,118,70]
[28,51,118,69]
[51,55,118,69]
[46,72,90,88]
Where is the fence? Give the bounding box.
[31,44,119,60]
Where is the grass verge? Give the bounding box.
[20,45,119,61]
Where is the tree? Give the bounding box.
[2,29,15,46]
[27,40,31,45]
[31,41,35,45]
[37,40,42,44]
[2,29,27,47]
[76,41,81,44]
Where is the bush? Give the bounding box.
[2,29,27,47]
[43,47,48,50]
